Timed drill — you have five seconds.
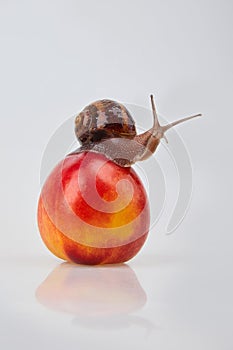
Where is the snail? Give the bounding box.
[73,95,201,166]
[37,95,201,265]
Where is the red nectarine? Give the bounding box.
[38,152,150,265]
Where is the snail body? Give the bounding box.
[73,95,201,167]
[37,95,201,265]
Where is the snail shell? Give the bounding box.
[75,100,136,145]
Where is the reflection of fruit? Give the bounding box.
[38,152,150,265]
[36,263,147,316]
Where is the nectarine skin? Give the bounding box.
[38,152,150,265]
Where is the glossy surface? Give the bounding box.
[38,152,149,264]
[2,250,232,350]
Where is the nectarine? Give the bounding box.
[38,152,150,264]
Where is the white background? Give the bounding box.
[1,1,232,349]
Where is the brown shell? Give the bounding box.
[75,99,136,144]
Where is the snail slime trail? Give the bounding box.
[37,95,202,265]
